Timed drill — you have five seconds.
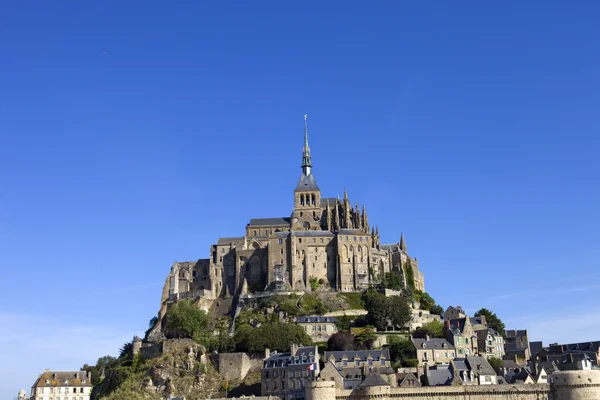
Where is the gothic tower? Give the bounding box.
[292,115,322,230]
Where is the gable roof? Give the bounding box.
[426,367,453,386]
[411,338,455,350]
[466,356,496,376]
[358,372,389,388]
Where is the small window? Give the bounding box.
[281,249,284,255]
[354,236,356,241]
[315,255,318,261]
[313,238,316,243]
[254,230,257,236]
[299,238,302,243]
[359,237,363,242]
[321,238,324,243]
[278,238,283,244]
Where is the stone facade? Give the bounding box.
[157,117,425,313]
[476,328,505,359]
[444,317,479,357]
[412,337,456,366]
[296,316,338,342]
[261,345,320,399]
[217,352,263,381]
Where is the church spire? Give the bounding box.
[301,114,312,175]
[400,232,407,252]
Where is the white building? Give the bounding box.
[30,370,92,400]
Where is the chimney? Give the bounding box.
[291,344,299,356]
[264,348,271,359]
[425,334,430,341]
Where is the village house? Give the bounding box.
[296,316,338,342]
[444,317,479,357]
[261,345,319,399]
[411,336,456,366]
[476,328,505,359]
[29,370,92,400]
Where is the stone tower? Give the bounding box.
[292,114,322,231]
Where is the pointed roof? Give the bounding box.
[302,114,312,170]
[400,232,407,251]
[358,372,389,388]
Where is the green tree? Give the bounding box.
[474,308,506,336]
[144,316,158,340]
[430,304,444,316]
[362,289,411,331]
[162,299,209,339]
[488,356,503,370]
[354,326,377,349]
[335,315,354,332]
[327,332,356,351]
[414,290,435,311]
[387,336,417,367]
[403,260,415,292]
[412,320,444,338]
[382,272,403,291]
[234,322,312,353]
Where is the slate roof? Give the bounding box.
[33,371,92,387]
[321,197,340,206]
[466,356,496,376]
[295,173,319,191]
[217,237,244,245]
[248,217,291,226]
[296,316,337,323]
[325,350,390,362]
[263,346,318,368]
[501,360,521,370]
[358,372,389,388]
[504,368,533,384]
[426,366,453,386]
[411,338,455,350]
[340,367,363,379]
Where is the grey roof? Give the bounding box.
[217,237,244,245]
[504,368,532,384]
[325,350,390,362]
[505,329,528,338]
[321,197,340,206]
[411,338,455,350]
[358,372,389,388]
[501,360,520,369]
[340,367,363,379]
[33,371,92,388]
[466,356,496,376]
[452,359,469,371]
[263,346,318,368]
[426,367,453,386]
[248,217,291,226]
[295,173,319,191]
[296,316,337,323]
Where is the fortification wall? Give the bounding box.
[308,371,600,400]
[217,352,263,381]
[552,370,600,400]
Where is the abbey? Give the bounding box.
[168,116,424,301]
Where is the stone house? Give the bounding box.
[322,350,395,388]
[465,356,497,385]
[261,345,319,399]
[476,328,505,359]
[411,336,456,366]
[29,370,92,400]
[443,306,466,321]
[296,316,338,342]
[504,329,530,365]
[444,317,479,357]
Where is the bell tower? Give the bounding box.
[292,114,322,230]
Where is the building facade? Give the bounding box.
[411,337,456,366]
[164,116,425,303]
[30,370,92,400]
[296,316,338,342]
[476,328,505,359]
[262,345,320,399]
[444,317,479,357]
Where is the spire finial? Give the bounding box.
[301,114,312,175]
[400,232,407,252]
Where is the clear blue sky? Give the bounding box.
[1,1,599,397]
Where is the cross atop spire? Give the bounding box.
[302,114,312,175]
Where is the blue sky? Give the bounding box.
[1,1,599,397]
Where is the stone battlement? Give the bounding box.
[306,370,600,400]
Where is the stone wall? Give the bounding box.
[217,352,263,381]
[306,370,600,400]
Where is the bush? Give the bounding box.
[412,320,444,339]
[162,299,209,339]
[362,289,411,331]
[327,332,356,351]
[382,272,403,291]
[234,322,312,353]
[337,292,364,309]
[299,293,328,315]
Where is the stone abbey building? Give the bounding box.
[168,116,425,302]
